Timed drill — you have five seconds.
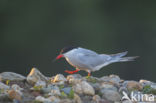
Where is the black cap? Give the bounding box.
[60,46,78,54]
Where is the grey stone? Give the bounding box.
[100,83,118,91]
[11,84,23,96]
[124,81,143,91]
[48,85,61,96]
[67,74,82,84]
[102,89,121,102]
[48,96,60,103]
[0,94,10,101]
[0,82,10,90]
[0,72,26,82]
[35,96,51,102]
[92,95,101,102]
[100,74,121,85]
[73,81,95,95]
[11,84,23,91]
[27,68,48,85]
[122,100,133,103]
[61,87,72,94]
[35,80,46,87]
[52,74,67,82]
[139,79,152,86]
[59,99,72,103]
[74,93,82,103]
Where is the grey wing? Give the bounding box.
[76,48,111,70]
[76,48,98,56]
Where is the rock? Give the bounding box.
[11,84,23,96]
[48,96,60,103]
[0,94,10,102]
[68,74,82,79]
[8,90,22,101]
[124,81,143,91]
[11,84,23,91]
[74,93,82,103]
[100,74,121,85]
[61,87,72,94]
[0,82,9,98]
[41,84,59,94]
[102,89,121,102]
[139,79,152,86]
[122,100,133,103]
[35,96,51,102]
[52,74,67,82]
[0,72,26,82]
[48,85,61,96]
[73,81,95,95]
[59,99,72,103]
[27,68,48,85]
[35,80,46,88]
[119,86,128,94]
[81,95,94,103]
[101,89,121,101]
[151,83,156,89]
[100,83,118,91]
[41,87,51,94]
[0,71,156,103]
[140,79,156,90]
[92,95,101,103]
[99,82,118,101]
[90,82,101,92]
[67,74,82,84]
[13,99,21,103]
[0,82,10,90]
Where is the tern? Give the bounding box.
[55,46,138,76]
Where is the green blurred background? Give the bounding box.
[0,1,156,81]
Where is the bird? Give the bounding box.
[55,46,138,76]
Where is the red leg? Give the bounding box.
[65,69,79,74]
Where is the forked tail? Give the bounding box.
[119,56,139,62]
[110,51,139,62]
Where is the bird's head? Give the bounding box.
[54,45,78,61]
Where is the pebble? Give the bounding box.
[11,84,23,96]
[52,74,67,82]
[48,85,61,96]
[92,95,101,102]
[48,96,60,103]
[122,100,133,103]
[59,99,72,103]
[100,74,120,85]
[67,74,81,84]
[0,94,10,101]
[8,90,22,101]
[102,89,121,102]
[35,80,46,88]
[35,96,51,102]
[11,84,23,91]
[125,81,143,91]
[27,68,48,85]
[139,79,152,86]
[0,82,10,90]
[73,81,95,95]
[61,87,72,94]
[100,83,118,91]
[74,93,82,103]
[0,72,26,82]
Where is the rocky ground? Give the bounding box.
[0,68,156,103]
